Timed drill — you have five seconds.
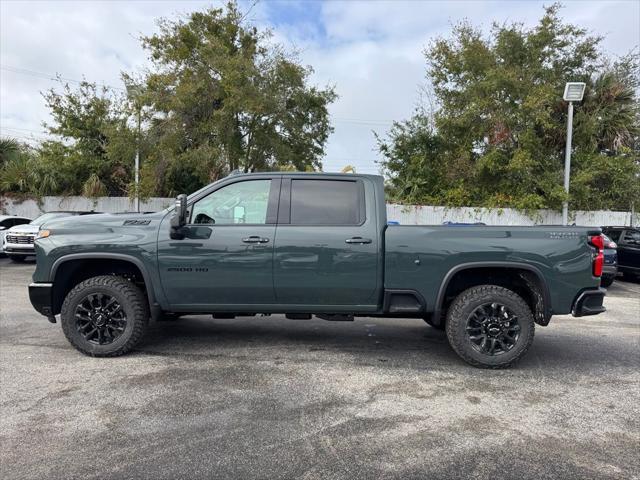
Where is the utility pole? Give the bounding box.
[126,84,143,213]
[134,105,141,213]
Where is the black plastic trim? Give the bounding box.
[434,261,552,322]
[572,288,606,317]
[383,289,427,314]
[29,282,53,317]
[50,253,160,319]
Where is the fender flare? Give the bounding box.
[50,253,160,317]
[433,261,552,325]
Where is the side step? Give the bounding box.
[284,314,354,321]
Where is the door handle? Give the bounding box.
[242,236,269,244]
[345,237,372,244]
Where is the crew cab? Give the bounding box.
[28,173,606,368]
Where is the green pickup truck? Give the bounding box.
[29,173,606,368]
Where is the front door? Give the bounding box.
[273,177,380,310]
[157,176,280,309]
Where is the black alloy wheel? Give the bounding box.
[75,293,127,345]
[465,302,521,356]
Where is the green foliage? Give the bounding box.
[1,1,335,199]
[0,138,21,167]
[137,1,336,196]
[380,3,640,211]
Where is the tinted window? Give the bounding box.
[191,180,271,225]
[622,230,640,245]
[605,229,622,242]
[290,180,361,225]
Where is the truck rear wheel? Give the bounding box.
[445,285,535,369]
[60,275,149,357]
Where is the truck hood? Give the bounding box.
[41,212,167,230]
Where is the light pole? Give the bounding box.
[126,84,143,213]
[562,82,586,226]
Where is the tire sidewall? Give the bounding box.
[61,283,139,356]
[447,288,534,367]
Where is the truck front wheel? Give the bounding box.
[60,275,149,357]
[445,285,535,369]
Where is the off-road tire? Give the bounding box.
[600,275,615,288]
[8,254,27,263]
[445,285,535,369]
[61,275,149,357]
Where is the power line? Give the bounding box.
[0,64,126,92]
[2,64,399,126]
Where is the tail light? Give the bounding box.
[589,234,604,277]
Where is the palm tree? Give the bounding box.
[0,137,21,166]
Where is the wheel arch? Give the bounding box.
[50,253,159,318]
[434,262,552,327]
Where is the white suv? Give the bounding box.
[0,215,32,257]
[3,211,98,262]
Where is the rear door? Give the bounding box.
[618,229,640,272]
[273,176,380,310]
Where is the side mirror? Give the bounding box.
[233,205,246,223]
[170,194,188,239]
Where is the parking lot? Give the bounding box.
[0,257,638,480]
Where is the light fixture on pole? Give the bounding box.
[562,82,586,226]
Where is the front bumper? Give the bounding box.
[602,264,618,277]
[572,288,606,317]
[4,244,36,255]
[29,283,55,320]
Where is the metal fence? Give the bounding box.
[1,196,637,227]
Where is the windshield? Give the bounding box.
[30,212,72,225]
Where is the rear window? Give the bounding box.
[290,180,361,225]
[605,229,622,242]
[621,230,640,245]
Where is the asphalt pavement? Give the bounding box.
[1,257,639,480]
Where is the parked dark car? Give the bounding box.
[600,234,618,287]
[601,227,640,281]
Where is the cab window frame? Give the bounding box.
[277,177,366,226]
[187,176,281,227]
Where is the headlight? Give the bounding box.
[37,230,51,239]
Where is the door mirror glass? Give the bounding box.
[233,206,246,223]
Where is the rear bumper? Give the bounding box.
[29,283,54,318]
[572,288,606,317]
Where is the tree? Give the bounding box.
[37,81,136,196]
[379,3,640,211]
[137,1,336,196]
[0,138,21,167]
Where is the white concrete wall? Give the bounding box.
[1,196,637,227]
[386,204,638,227]
[1,196,173,218]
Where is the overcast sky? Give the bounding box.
[1,0,639,174]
